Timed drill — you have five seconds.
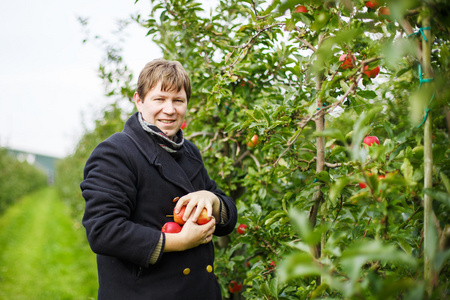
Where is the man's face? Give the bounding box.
[134,81,187,138]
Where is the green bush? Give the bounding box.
[55,103,129,221]
[0,148,48,213]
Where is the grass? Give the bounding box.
[0,188,98,299]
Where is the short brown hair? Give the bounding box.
[136,59,191,101]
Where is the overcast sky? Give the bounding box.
[0,0,162,158]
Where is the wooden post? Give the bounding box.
[421,15,435,295]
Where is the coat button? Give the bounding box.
[183,268,191,275]
[206,265,213,273]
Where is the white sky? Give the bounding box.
[0,0,162,158]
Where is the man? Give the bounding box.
[81,59,237,299]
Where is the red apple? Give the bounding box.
[363,135,380,146]
[359,182,367,189]
[365,1,380,9]
[237,224,248,234]
[295,5,308,13]
[196,208,212,225]
[174,206,187,225]
[364,65,380,78]
[379,6,390,16]
[181,121,187,130]
[174,206,211,225]
[269,260,276,269]
[228,280,243,293]
[161,222,182,233]
[247,134,259,147]
[339,54,356,70]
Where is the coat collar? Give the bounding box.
[122,113,203,194]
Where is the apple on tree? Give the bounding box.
[295,5,308,13]
[365,1,380,9]
[379,6,390,16]
[339,54,356,70]
[181,121,187,130]
[363,135,380,146]
[247,134,258,147]
[364,65,380,78]
[237,223,247,234]
[228,280,243,293]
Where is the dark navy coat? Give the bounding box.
[81,112,237,300]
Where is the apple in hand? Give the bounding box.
[174,206,212,225]
[247,134,259,147]
[174,206,187,225]
[363,135,380,146]
[196,208,212,225]
[161,222,182,233]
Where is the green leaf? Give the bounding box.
[340,80,351,93]
[396,237,413,255]
[357,90,377,100]
[441,172,450,193]
[329,177,350,205]
[340,240,417,284]
[288,209,317,245]
[316,170,331,183]
[423,188,450,207]
[278,252,322,283]
[314,128,346,143]
[401,158,414,183]
[434,249,450,272]
[264,211,287,226]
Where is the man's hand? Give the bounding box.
[174,190,221,223]
[164,214,216,252]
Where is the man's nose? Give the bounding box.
[162,101,176,114]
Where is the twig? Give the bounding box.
[400,207,422,229]
[233,150,251,167]
[186,132,215,139]
[294,26,317,52]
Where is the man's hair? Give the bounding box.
[136,59,191,101]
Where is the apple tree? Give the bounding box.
[133,0,450,298]
[61,0,450,298]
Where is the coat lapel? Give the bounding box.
[153,149,201,193]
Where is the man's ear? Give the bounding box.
[134,92,142,112]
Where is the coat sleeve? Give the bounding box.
[80,133,163,267]
[186,140,238,236]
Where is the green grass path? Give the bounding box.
[0,188,97,300]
